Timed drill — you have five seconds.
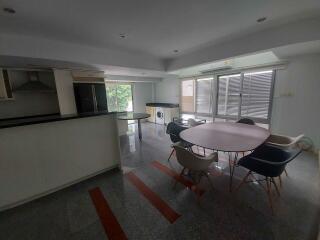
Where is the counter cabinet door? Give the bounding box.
[73,83,94,113]
[146,106,155,123]
[94,84,108,112]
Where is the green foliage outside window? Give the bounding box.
[106,83,133,112]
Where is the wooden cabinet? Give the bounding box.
[146,106,155,123]
[164,108,179,125]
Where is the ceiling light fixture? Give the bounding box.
[257,17,267,23]
[119,34,126,39]
[173,50,179,53]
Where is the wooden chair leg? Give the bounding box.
[271,178,281,197]
[168,149,174,162]
[266,177,274,215]
[236,171,252,191]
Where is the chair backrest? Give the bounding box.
[173,142,217,171]
[267,134,304,150]
[237,118,255,125]
[187,118,206,127]
[166,122,188,143]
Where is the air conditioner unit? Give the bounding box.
[200,60,233,74]
[72,70,105,82]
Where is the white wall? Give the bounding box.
[0,70,60,119]
[53,70,77,115]
[0,114,121,210]
[133,82,154,112]
[271,54,320,151]
[155,77,180,104]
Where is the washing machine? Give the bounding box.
[155,107,164,124]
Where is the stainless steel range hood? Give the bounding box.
[14,71,54,92]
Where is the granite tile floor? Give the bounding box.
[0,122,319,240]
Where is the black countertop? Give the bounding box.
[146,103,179,108]
[0,111,116,129]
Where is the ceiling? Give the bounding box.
[168,40,320,77]
[272,40,320,59]
[1,0,320,59]
[0,55,173,79]
[1,40,320,79]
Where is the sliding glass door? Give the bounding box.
[105,82,133,112]
[216,70,274,123]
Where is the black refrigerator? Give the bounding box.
[73,83,108,113]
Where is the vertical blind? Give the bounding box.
[196,78,213,114]
[217,74,241,117]
[181,80,195,112]
[217,70,274,121]
[241,71,273,119]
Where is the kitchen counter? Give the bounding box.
[0,111,115,129]
[146,103,179,108]
[0,113,121,210]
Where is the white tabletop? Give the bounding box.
[180,122,270,152]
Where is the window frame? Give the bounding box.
[215,70,275,124]
[180,79,196,114]
[105,81,134,113]
[195,77,214,117]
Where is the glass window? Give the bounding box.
[241,71,273,119]
[105,82,133,112]
[217,70,274,122]
[196,78,213,114]
[217,74,241,117]
[181,80,194,112]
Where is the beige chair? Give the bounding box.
[266,133,304,182]
[266,134,304,150]
[187,118,206,127]
[173,142,218,201]
[187,118,207,155]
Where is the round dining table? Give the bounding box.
[117,112,150,141]
[180,122,270,190]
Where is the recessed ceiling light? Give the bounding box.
[173,50,179,53]
[3,7,16,14]
[119,34,126,39]
[257,17,267,23]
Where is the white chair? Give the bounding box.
[266,133,304,182]
[187,118,206,127]
[187,118,207,155]
[266,134,304,150]
[173,142,218,201]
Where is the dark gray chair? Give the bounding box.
[166,122,193,162]
[237,118,255,125]
[237,144,301,214]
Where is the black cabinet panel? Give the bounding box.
[73,83,94,113]
[73,83,108,113]
[94,84,108,111]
